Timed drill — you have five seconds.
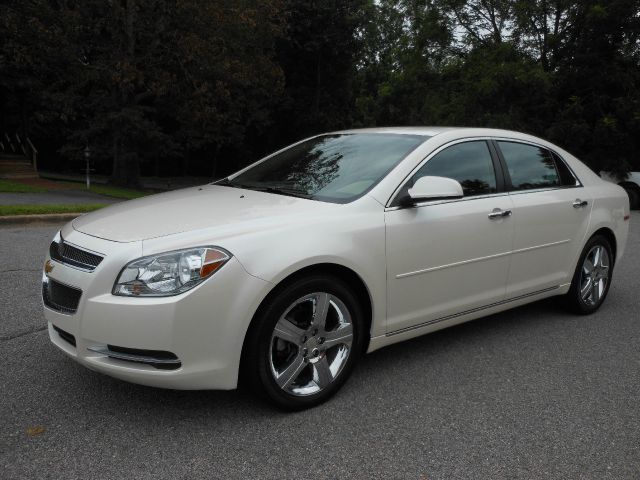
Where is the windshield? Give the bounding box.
[225,133,427,203]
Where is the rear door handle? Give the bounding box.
[573,199,588,208]
[488,209,512,219]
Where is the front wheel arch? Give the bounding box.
[239,263,373,381]
[239,272,366,409]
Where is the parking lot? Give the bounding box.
[1,214,639,479]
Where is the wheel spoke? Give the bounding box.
[322,324,353,349]
[275,354,307,389]
[313,293,330,329]
[581,277,593,300]
[592,246,602,268]
[582,259,594,275]
[273,318,305,345]
[313,356,333,389]
[592,279,602,302]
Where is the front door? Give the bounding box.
[385,140,514,334]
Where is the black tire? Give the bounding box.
[622,185,640,210]
[564,234,614,314]
[242,274,364,410]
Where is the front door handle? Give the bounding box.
[573,199,588,208]
[488,209,512,219]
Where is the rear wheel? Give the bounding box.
[564,235,614,314]
[243,275,364,410]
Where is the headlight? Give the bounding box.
[113,247,231,297]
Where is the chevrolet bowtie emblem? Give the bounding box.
[44,260,54,274]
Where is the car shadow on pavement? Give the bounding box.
[46,296,569,420]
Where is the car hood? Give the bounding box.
[72,185,336,242]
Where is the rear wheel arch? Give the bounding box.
[591,227,617,265]
[565,232,615,314]
[566,227,617,289]
[618,180,640,190]
[618,181,640,209]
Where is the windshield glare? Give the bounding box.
[228,133,427,203]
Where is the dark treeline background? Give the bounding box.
[1,0,639,186]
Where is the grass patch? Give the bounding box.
[0,179,47,193]
[54,182,149,199]
[0,204,107,216]
[86,184,148,199]
[0,178,148,198]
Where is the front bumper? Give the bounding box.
[44,225,270,390]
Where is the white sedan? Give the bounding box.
[43,127,630,409]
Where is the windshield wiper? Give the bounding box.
[212,178,231,186]
[253,186,311,199]
[216,180,310,199]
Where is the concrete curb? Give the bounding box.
[0,213,80,225]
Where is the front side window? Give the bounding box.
[411,140,497,196]
[227,133,427,203]
[498,141,560,190]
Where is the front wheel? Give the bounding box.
[243,275,364,410]
[564,235,614,314]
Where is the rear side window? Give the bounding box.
[552,152,579,186]
[498,141,560,190]
[412,141,497,196]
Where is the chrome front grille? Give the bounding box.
[49,234,103,271]
[42,276,82,314]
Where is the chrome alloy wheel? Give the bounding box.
[580,245,610,307]
[269,292,353,396]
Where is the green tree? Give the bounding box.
[2,0,286,186]
[354,0,452,125]
[3,0,640,180]
[512,0,576,71]
[442,0,514,46]
[547,0,640,174]
[270,0,370,144]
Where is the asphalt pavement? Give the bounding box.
[1,215,639,479]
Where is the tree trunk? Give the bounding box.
[211,144,220,179]
[0,87,6,134]
[110,131,125,185]
[109,0,142,189]
[110,130,140,188]
[19,88,28,140]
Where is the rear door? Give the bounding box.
[494,140,592,297]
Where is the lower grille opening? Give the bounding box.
[53,325,77,347]
[42,276,82,314]
[88,345,181,370]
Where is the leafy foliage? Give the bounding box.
[1,0,640,184]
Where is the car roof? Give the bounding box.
[332,126,548,141]
[334,126,460,137]
[332,127,565,150]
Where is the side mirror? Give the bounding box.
[402,176,464,206]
